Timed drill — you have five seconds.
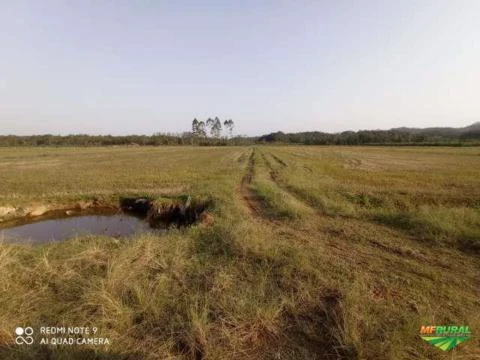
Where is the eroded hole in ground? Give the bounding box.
[120,196,213,228]
[0,196,212,244]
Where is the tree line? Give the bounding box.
[257,124,480,145]
[1,122,478,147]
[0,118,242,146]
[0,133,253,147]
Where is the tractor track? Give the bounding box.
[239,149,264,217]
[261,151,314,210]
[239,149,283,225]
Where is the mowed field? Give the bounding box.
[0,146,479,360]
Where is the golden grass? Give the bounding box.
[0,145,479,359]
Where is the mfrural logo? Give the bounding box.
[15,327,34,345]
[420,325,471,351]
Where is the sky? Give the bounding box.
[1,0,479,136]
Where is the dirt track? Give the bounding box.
[239,149,263,217]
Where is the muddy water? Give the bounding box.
[0,214,155,244]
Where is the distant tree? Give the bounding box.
[205,118,214,137]
[211,117,222,138]
[223,119,234,138]
[197,121,207,137]
[192,118,199,136]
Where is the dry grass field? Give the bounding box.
[0,146,479,359]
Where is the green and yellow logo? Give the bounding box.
[420,325,471,351]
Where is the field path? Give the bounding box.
[239,148,285,226]
[239,149,264,217]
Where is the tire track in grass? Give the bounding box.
[262,150,460,271]
[270,153,287,168]
[260,151,316,215]
[239,150,353,358]
[239,149,286,225]
[262,151,344,220]
[239,149,265,218]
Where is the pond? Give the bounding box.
[0,213,156,244]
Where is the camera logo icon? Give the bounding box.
[15,327,34,345]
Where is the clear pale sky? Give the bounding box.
[1,0,479,136]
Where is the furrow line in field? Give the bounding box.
[238,149,279,224]
[261,151,316,213]
[239,149,263,217]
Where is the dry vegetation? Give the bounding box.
[0,146,479,359]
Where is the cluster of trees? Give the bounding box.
[0,118,241,146]
[0,132,253,147]
[258,131,428,145]
[0,134,187,147]
[191,117,234,138]
[258,123,480,145]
